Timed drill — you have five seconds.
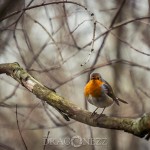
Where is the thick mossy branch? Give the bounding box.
[0,63,150,140]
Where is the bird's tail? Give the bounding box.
[116,97,128,104]
[113,98,120,105]
[112,96,128,105]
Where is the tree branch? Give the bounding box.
[0,62,150,140]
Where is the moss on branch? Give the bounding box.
[0,62,150,140]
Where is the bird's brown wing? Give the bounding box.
[102,80,128,105]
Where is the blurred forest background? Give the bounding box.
[0,0,150,150]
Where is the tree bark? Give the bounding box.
[0,62,150,140]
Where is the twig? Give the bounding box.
[96,21,150,56]
[43,131,50,150]
[0,1,90,22]
[87,0,127,67]
[82,16,150,49]
[81,21,97,66]
[54,59,150,89]
[13,0,34,67]
[16,105,28,150]
[25,13,64,62]
[0,143,14,150]
[63,3,80,50]
[137,87,150,99]
[1,83,19,102]
[43,2,54,35]
[21,102,41,131]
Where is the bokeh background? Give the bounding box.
[0,0,150,149]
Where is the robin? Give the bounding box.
[84,73,128,118]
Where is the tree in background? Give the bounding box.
[0,0,150,150]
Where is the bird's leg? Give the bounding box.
[91,107,99,117]
[96,107,105,119]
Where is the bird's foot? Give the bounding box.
[96,114,106,120]
[90,108,99,117]
[90,111,96,117]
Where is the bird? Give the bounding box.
[84,73,128,118]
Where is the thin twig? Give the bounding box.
[16,105,28,150]
[0,143,14,150]
[54,59,150,89]
[0,84,19,102]
[43,131,50,150]
[96,21,150,56]
[81,21,97,66]
[82,16,150,49]
[0,1,89,22]
[63,3,80,50]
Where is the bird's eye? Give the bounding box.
[91,76,100,80]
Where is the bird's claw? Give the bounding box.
[96,114,106,120]
[90,112,96,117]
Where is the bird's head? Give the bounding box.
[90,73,102,80]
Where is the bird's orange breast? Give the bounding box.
[84,80,104,98]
